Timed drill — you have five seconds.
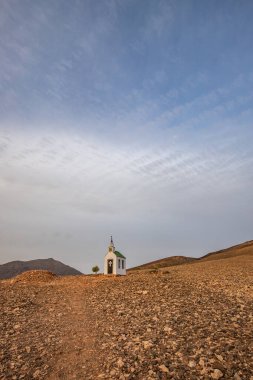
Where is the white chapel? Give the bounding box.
[104,236,126,275]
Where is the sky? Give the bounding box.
[0,0,253,273]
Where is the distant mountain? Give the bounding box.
[128,255,196,272]
[0,258,82,279]
[128,240,253,272]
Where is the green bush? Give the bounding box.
[92,265,99,274]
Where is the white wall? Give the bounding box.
[104,252,126,275]
[115,257,126,275]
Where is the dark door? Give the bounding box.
[107,259,113,274]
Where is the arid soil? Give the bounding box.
[0,256,252,380]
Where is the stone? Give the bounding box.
[188,360,196,368]
[159,364,169,373]
[163,326,172,333]
[216,354,223,362]
[33,370,41,379]
[117,358,124,368]
[211,369,223,379]
[143,341,153,349]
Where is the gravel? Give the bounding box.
[0,255,252,379]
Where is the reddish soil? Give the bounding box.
[0,255,252,379]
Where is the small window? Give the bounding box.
[122,260,124,269]
[118,259,121,269]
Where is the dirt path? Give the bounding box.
[46,282,100,379]
[0,277,103,380]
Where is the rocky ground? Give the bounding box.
[0,256,252,379]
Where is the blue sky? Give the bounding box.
[0,0,253,273]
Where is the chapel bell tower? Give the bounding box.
[108,235,115,253]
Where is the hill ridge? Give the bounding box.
[0,258,82,279]
[128,239,253,271]
[201,239,253,259]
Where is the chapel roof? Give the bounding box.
[114,251,126,259]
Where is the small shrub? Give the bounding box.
[92,265,99,274]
